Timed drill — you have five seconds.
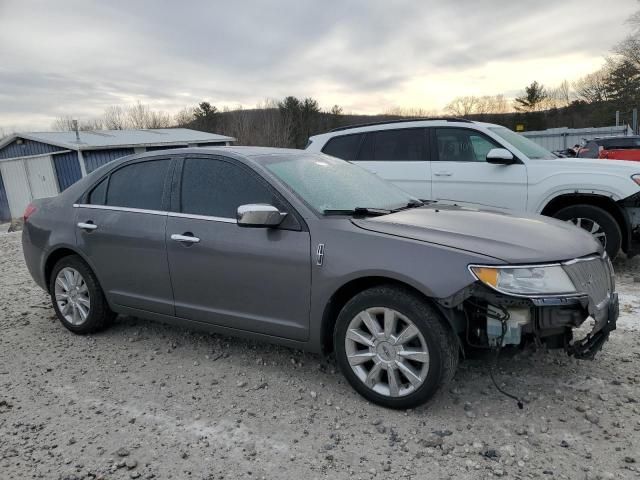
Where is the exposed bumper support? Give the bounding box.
[567,293,618,360]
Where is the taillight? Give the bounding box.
[23,203,37,222]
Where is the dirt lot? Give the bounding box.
[0,229,639,480]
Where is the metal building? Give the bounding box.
[0,128,235,222]
[521,125,634,151]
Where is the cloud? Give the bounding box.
[0,0,637,130]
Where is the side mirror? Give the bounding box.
[486,148,516,165]
[237,204,286,228]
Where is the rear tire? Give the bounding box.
[49,255,114,334]
[334,285,458,409]
[552,204,622,258]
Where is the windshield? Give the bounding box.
[488,126,558,160]
[263,153,418,214]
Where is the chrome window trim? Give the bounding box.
[73,204,238,224]
[73,204,167,216]
[167,212,237,224]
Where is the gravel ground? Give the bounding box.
[1,230,639,480]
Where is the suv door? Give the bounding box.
[322,129,430,199]
[430,127,528,212]
[165,156,311,341]
[75,158,175,315]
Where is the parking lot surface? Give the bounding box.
[1,230,639,480]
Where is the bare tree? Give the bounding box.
[174,107,194,127]
[573,67,611,103]
[52,115,102,131]
[444,96,479,116]
[103,106,128,130]
[127,101,151,129]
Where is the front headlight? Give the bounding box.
[470,265,577,296]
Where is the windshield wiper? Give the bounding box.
[391,199,425,212]
[323,207,392,217]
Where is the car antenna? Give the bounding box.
[489,311,524,409]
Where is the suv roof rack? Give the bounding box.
[328,117,473,132]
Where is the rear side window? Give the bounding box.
[106,159,171,210]
[321,134,363,160]
[88,177,108,205]
[368,128,426,161]
[180,158,279,218]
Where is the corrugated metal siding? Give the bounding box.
[0,171,10,222]
[0,138,65,159]
[83,148,135,173]
[522,126,634,151]
[53,152,82,190]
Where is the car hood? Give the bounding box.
[351,205,602,264]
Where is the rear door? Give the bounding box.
[321,129,431,199]
[165,156,311,341]
[75,158,175,315]
[430,127,528,212]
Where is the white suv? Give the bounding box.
[306,119,640,258]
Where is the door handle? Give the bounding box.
[77,222,97,231]
[434,171,453,177]
[171,233,200,244]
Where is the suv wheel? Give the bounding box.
[50,255,115,334]
[552,204,622,258]
[334,286,458,409]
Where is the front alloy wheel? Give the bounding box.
[334,286,458,409]
[345,307,430,397]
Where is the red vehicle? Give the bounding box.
[577,136,640,162]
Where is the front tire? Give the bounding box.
[50,255,114,334]
[552,204,622,258]
[334,286,458,409]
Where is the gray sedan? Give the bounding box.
[22,147,618,409]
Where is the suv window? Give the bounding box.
[180,158,279,218]
[358,128,426,161]
[105,159,171,210]
[435,128,500,162]
[321,134,363,160]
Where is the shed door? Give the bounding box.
[25,155,59,199]
[0,159,32,219]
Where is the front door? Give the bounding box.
[75,158,175,315]
[166,156,311,341]
[430,127,528,212]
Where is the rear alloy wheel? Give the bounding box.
[50,255,114,334]
[552,204,622,259]
[334,286,458,409]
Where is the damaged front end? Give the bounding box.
[437,254,619,360]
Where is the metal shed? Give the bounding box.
[521,125,634,151]
[0,128,235,222]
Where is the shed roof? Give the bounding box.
[0,128,235,151]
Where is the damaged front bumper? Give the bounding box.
[565,292,618,359]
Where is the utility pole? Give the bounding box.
[634,108,638,135]
[615,110,620,127]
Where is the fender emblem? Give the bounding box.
[316,243,325,266]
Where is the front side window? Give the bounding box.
[321,134,363,160]
[435,128,500,162]
[105,159,171,210]
[180,158,278,218]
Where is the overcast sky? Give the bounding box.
[0,0,637,132]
